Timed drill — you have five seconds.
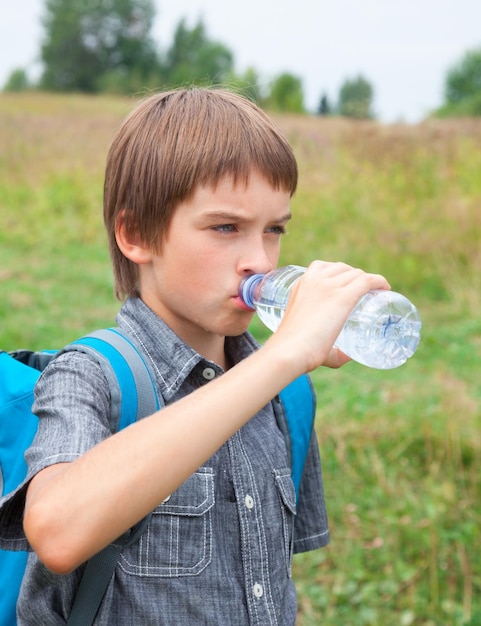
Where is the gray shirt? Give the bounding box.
[1,297,329,625]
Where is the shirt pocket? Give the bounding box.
[118,467,215,578]
[274,468,297,576]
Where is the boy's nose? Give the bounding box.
[238,242,274,276]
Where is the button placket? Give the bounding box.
[228,432,275,622]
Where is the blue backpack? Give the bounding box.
[0,328,315,626]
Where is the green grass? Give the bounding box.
[1,94,480,625]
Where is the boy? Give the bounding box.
[0,88,389,624]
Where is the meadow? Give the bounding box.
[1,92,480,625]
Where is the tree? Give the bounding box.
[317,93,331,116]
[266,73,305,113]
[162,19,234,87]
[40,0,158,93]
[338,75,374,119]
[3,69,31,92]
[440,47,481,116]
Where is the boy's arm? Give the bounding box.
[24,261,388,575]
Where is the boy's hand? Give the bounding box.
[321,346,352,369]
[268,260,390,373]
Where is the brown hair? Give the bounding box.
[104,87,298,299]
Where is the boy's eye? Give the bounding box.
[212,224,237,233]
[267,225,287,235]
[210,223,287,235]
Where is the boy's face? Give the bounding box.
[139,170,291,361]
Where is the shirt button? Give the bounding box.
[253,583,264,598]
[244,495,254,510]
[202,367,216,380]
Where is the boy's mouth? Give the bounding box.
[232,295,255,312]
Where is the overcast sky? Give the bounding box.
[1,0,480,122]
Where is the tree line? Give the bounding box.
[3,0,481,119]
[2,0,375,118]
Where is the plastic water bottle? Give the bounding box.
[239,265,421,370]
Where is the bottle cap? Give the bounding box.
[239,274,264,309]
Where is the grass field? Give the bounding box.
[1,92,480,625]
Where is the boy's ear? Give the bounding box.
[115,212,153,264]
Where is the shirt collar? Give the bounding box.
[116,297,259,402]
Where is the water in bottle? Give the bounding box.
[239,265,421,370]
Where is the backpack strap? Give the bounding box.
[64,327,163,626]
[277,374,316,504]
[65,328,160,431]
[67,515,151,626]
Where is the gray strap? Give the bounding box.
[62,328,161,431]
[67,545,120,626]
[88,328,160,424]
[67,511,152,626]
[66,328,163,625]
